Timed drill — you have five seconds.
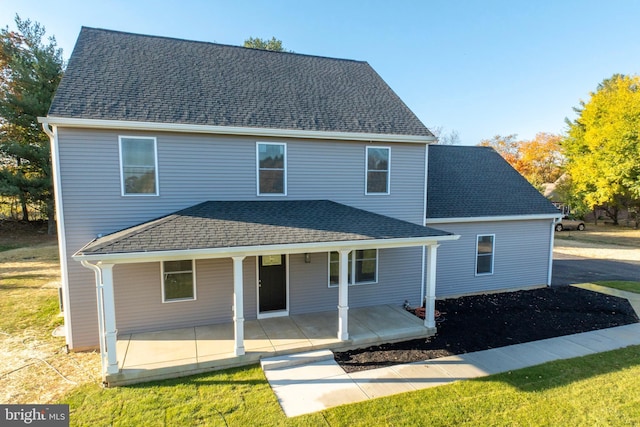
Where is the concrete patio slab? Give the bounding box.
[258,317,311,350]
[122,327,197,369]
[290,312,340,347]
[195,324,234,357]
[244,320,275,352]
[107,305,435,385]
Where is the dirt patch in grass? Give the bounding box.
[0,228,102,404]
[335,286,639,373]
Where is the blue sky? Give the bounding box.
[2,0,639,145]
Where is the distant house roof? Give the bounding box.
[75,200,454,258]
[426,145,561,219]
[49,27,432,138]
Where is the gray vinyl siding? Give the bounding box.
[57,128,427,348]
[289,247,423,315]
[113,258,257,334]
[432,219,553,298]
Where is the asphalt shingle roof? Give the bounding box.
[426,145,561,219]
[77,200,452,256]
[50,27,432,137]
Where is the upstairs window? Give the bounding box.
[476,235,495,275]
[328,249,378,287]
[257,142,287,195]
[119,136,158,196]
[162,260,196,302]
[366,147,390,194]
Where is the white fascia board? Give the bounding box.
[426,213,563,225]
[38,116,435,144]
[72,234,460,265]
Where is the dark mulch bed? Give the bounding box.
[335,286,639,373]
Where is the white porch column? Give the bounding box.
[337,249,350,341]
[99,263,119,374]
[232,256,246,356]
[424,244,439,329]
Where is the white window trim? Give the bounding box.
[365,146,391,195]
[256,141,287,196]
[118,135,159,196]
[475,234,495,276]
[328,249,379,287]
[161,259,197,303]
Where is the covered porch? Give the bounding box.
[108,304,431,386]
[73,200,458,385]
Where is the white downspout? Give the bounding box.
[80,260,107,376]
[421,143,429,305]
[547,218,559,286]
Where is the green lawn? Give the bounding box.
[61,345,640,426]
[595,281,640,294]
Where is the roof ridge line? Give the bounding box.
[79,26,368,64]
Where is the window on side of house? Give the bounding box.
[119,136,159,196]
[328,249,378,287]
[162,260,196,302]
[365,146,390,194]
[476,234,495,275]
[257,142,286,195]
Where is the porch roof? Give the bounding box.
[74,200,455,261]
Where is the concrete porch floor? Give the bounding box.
[106,304,433,386]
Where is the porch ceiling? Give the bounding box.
[74,200,456,262]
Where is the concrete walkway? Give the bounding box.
[263,286,640,417]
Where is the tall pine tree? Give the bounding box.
[0,15,64,232]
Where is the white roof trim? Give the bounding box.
[426,213,562,225]
[38,116,435,144]
[72,234,460,264]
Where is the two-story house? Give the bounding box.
[40,28,560,385]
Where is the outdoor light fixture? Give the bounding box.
[304,253,311,263]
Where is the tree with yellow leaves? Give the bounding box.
[563,74,640,225]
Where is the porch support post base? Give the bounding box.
[337,249,350,341]
[424,244,439,329]
[232,256,246,356]
[337,305,349,341]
